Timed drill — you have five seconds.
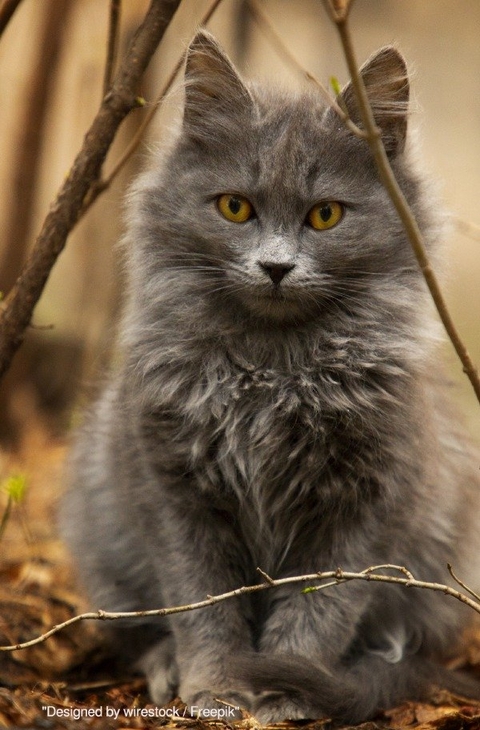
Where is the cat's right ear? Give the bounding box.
[183,30,254,133]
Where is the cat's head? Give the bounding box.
[133,31,433,330]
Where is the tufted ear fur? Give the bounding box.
[338,46,409,156]
[183,30,254,133]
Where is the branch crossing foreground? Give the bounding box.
[1,564,479,653]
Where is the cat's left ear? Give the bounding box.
[183,30,254,130]
[337,46,409,156]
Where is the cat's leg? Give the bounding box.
[62,431,179,699]
[252,579,373,721]
[134,629,178,704]
[137,483,257,716]
[249,577,480,722]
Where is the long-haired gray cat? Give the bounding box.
[62,30,480,723]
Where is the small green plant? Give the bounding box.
[0,474,27,542]
[329,75,342,96]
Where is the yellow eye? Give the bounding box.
[217,194,254,223]
[307,201,344,230]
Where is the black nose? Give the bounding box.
[259,262,295,285]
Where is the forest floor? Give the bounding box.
[1,422,480,730]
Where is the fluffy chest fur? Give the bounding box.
[134,321,421,570]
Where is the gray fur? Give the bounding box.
[61,31,480,723]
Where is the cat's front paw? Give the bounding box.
[253,691,319,724]
[139,637,178,705]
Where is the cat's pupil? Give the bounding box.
[320,204,332,222]
[229,197,242,215]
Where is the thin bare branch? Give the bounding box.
[1,565,479,653]
[256,567,275,585]
[360,563,415,580]
[0,0,24,38]
[81,0,226,217]
[325,2,480,405]
[81,56,184,214]
[247,0,365,140]
[103,0,122,97]
[0,0,182,381]
[448,563,480,603]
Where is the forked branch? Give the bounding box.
[0,564,479,653]
[246,0,364,139]
[0,0,182,380]
[81,0,225,217]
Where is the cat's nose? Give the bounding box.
[259,262,295,285]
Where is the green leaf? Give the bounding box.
[0,474,27,542]
[2,473,27,503]
[330,75,342,97]
[301,586,318,594]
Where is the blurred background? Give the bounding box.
[0,0,479,457]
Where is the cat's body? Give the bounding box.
[62,32,480,723]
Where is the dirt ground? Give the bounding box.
[1,424,480,730]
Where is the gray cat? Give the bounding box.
[61,30,480,723]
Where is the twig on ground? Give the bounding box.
[1,565,479,653]
[323,0,480,405]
